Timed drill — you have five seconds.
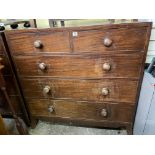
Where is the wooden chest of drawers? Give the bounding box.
[5,22,152,133]
[0,32,30,125]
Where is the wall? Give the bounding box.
[147,19,155,63]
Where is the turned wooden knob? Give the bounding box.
[48,106,54,113]
[103,37,113,47]
[102,88,109,96]
[101,108,108,117]
[34,40,43,48]
[43,85,50,94]
[38,63,46,70]
[103,63,111,71]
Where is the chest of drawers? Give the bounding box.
[5,22,152,133]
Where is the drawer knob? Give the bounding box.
[102,88,109,96]
[34,40,43,48]
[38,63,47,70]
[48,106,54,113]
[43,85,51,94]
[103,37,113,47]
[101,108,108,117]
[103,63,111,71]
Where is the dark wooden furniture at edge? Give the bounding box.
[0,58,28,134]
[0,32,30,126]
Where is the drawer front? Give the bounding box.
[14,53,143,78]
[6,31,71,54]
[20,78,138,103]
[27,99,134,123]
[72,28,147,52]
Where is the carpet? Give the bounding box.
[29,121,127,135]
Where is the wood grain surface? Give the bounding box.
[72,28,147,52]
[27,99,134,123]
[5,31,71,54]
[19,78,138,103]
[13,53,143,78]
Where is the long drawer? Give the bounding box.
[27,99,134,123]
[19,78,138,103]
[13,53,143,78]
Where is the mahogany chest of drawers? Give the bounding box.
[4,22,152,133]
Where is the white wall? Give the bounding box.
[146,19,155,63]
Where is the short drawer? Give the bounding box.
[27,99,134,123]
[20,78,138,103]
[14,53,143,78]
[72,27,147,53]
[5,30,71,54]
